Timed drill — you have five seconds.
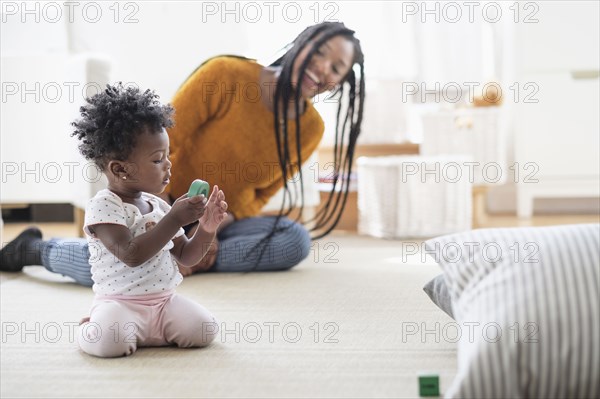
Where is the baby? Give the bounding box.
[73,83,227,357]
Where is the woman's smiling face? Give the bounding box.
[291,35,355,99]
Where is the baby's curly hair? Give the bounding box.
[71,83,174,170]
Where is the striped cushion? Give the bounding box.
[425,224,600,398]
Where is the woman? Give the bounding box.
[0,21,365,282]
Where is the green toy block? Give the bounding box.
[188,179,210,198]
[419,373,440,397]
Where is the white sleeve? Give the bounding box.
[83,191,128,237]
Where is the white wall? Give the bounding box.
[2,1,598,214]
[1,1,421,145]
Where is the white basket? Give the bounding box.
[421,108,506,185]
[357,155,472,239]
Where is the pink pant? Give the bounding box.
[78,290,218,358]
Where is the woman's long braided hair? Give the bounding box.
[269,21,366,240]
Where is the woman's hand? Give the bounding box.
[200,185,228,233]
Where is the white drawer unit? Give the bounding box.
[513,1,600,217]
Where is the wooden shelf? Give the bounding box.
[317,142,420,172]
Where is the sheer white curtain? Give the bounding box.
[315,2,419,145]
[407,15,498,143]
[18,1,499,145]
[250,1,498,145]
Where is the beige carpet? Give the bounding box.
[0,234,456,398]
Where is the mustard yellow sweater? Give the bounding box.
[167,57,325,219]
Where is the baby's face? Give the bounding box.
[123,128,172,194]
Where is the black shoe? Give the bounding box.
[0,227,43,272]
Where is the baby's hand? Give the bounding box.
[168,193,207,227]
[200,185,228,234]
